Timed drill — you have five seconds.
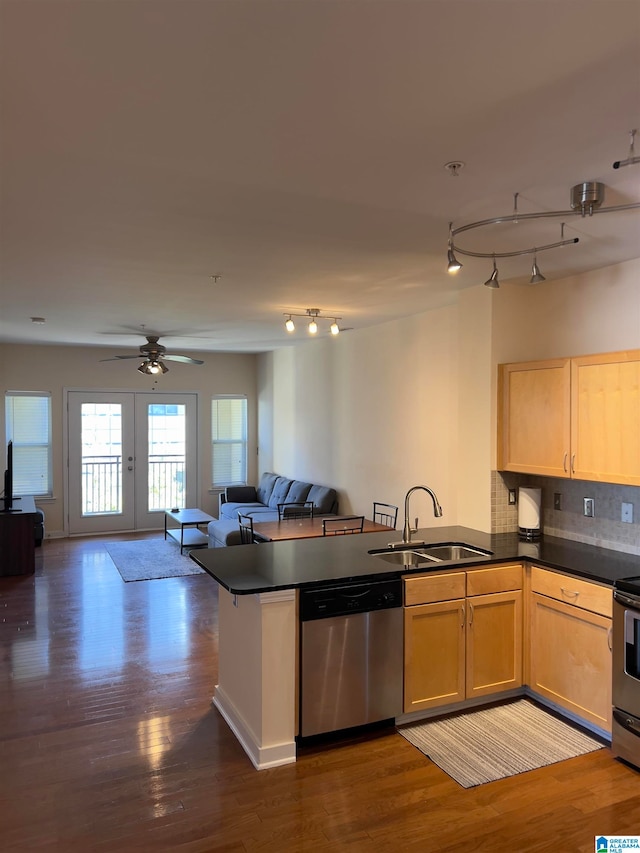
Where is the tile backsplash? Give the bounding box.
[492,471,640,556]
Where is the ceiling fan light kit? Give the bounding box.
[447,131,640,288]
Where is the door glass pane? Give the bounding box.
[81,403,122,516]
[147,404,186,511]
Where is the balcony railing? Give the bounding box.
[81,454,186,516]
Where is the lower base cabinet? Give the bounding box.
[528,566,612,733]
[403,565,523,714]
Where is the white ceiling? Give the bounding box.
[1,0,639,357]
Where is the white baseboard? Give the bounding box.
[212,684,297,770]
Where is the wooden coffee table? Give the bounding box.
[164,508,215,554]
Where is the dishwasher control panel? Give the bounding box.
[300,578,402,620]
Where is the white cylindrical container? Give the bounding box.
[518,487,541,541]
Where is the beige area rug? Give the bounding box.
[398,699,604,788]
[105,539,207,582]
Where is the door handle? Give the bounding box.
[607,626,612,653]
[128,465,133,471]
[460,603,465,629]
[571,454,576,474]
[563,452,568,472]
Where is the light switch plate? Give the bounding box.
[622,502,634,523]
[583,497,594,518]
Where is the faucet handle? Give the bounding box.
[414,517,419,531]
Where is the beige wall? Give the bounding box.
[258,303,464,531]
[0,343,257,535]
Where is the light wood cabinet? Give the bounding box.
[498,358,571,478]
[498,349,640,486]
[403,564,523,713]
[528,566,612,733]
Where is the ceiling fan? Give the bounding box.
[100,335,204,375]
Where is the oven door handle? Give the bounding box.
[613,708,640,738]
[614,591,640,609]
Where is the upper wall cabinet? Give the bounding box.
[498,350,640,486]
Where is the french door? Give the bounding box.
[67,391,198,535]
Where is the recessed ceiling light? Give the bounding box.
[30,317,46,324]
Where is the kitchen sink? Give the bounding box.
[370,549,441,568]
[417,543,492,561]
[369,541,493,566]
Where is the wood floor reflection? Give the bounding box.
[1,534,639,852]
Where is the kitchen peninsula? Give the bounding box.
[191,526,640,770]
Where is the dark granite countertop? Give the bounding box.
[189,524,640,594]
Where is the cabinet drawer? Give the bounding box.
[466,564,523,596]
[530,566,612,617]
[404,571,465,606]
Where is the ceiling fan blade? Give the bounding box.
[163,355,204,365]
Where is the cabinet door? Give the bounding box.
[529,592,612,733]
[466,590,523,699]
[404,600,465,713]
[571,351,640,486]
[498,359,571,477]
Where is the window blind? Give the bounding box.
[5,392,52,497]
[211,396,247,487]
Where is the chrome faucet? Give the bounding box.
[402,485,443,545]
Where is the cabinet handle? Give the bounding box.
[608,626,612,653]
[560,587,579,599]
[461,603,465,629]
[571,454,576,474]
[563,452,568,472]
[468,602,474,626]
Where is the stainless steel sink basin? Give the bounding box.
[371,549,441,567]
[416,543,492,561]
[369,542,492,566]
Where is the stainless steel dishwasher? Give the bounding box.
[299,577,403,738]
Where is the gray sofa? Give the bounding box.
[208,472,339,546]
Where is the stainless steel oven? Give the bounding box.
[612,577,640,770]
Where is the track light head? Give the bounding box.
[530,255,546,284]
[330,320,340,335]
[484,258,500,289]
[285,315,295,332]
[447,248,462,273]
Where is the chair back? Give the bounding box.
[238,512,256,544]
[373,502,399,529]
[278,501,314,520]
[322,515,365,536]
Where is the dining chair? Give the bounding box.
[322,515,365,536]
[278,501,315,520]
[238,512,258,544]
[373,501,399,529]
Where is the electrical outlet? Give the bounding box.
[508,489,517,505]
[583,497,594,518]
[554,492,562,511]
[622,502,634,524]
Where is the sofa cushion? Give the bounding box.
[307,484,338,514]
[268,477,293,508]
[285,480,312,504]
[256,472,279,505]
[219,501,277,521]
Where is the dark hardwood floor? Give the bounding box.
[1,534,639,851]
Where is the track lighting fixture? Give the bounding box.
[446,133,640,287]
[613,129,639,170]
[484,257,499,289]
[283,309,342,336]
[530,253,546,284]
